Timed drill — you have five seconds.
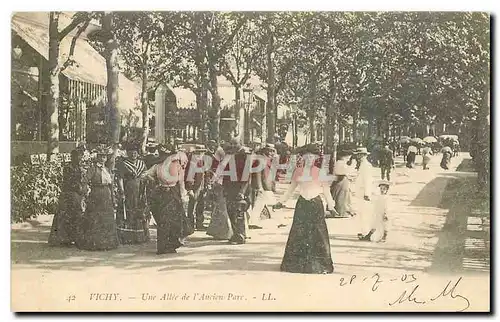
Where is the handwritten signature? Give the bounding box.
[388,277,471,312]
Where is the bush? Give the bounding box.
[11,160,64,223]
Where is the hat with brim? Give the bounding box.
[263,143,276,152]
[95,145,112,155]
[194,144,207,153]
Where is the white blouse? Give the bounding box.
[280,164,335,209]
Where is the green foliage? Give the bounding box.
[11,160,64,223]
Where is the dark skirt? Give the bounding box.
[440,154,451,170]
[117,178,149,244]
[77,185,119,251]
[150,185,193,253]
[406,152,416,168]
[48,191,84,246]
[206,184,233,240]
[281,196,334,274]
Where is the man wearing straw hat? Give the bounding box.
[352,147,374,239]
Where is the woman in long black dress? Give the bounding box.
[142,145,192,254]
[116,143,149,244]
[77,146,119,251]
[274,143,336,274]
[48,148,86,246]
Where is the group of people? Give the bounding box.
[47,137,401,276]
[48,138,284,254]
[274,144,392,274]
[48,143,154,251]
[405,142,455,171]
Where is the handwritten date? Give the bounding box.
[340,273,417,291]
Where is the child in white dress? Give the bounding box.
[359,180,391,242]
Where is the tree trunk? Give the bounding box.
[205,22,221,141]
[208,70,221,141]
[103,12,120,170]
[266,32,276,143]
[293,113,298,148]
[140,63,149,154]
[308,108,316,143]
[47,12,61,156]
[194,57,209,143]
[308,72,319,143]
[325,76,338,173]
[352,108,359,144]
[235,86,245,143]
[339,122,344,144]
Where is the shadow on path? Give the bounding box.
[426,160,490,275]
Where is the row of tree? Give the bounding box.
[44,11,490,188]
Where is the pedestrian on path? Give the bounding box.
[248,143,277,229]
[222,138,251,245]
[206,141,234,240]
[379,143,394,181]
[185,145,207,231]
[115,143,149,245]
[141,146,191,254]
[48,147,86,247]
[353,148,374,240]
[422,144,433,170]
[406,145,418,168]
[275,143,336,274]
[440,147,453,170]
[77,146,119,251]
[327,160,352,218]
[359,180,391,242]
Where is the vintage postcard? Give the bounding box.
[10,11,490,312]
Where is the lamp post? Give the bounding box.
[242,85,253,145]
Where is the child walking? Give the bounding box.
[358,180,391,242]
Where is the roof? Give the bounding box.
[12,12,141,115]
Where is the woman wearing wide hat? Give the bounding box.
[141,145,192,254]
[77,145,119,251]
[275,142,336,274]
[116,142,149,244]
[48,147,87,246]
[421,143,433,170]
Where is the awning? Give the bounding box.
[157,75,267,110]
[12,13,141,117]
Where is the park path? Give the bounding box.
[11,152,490,312]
